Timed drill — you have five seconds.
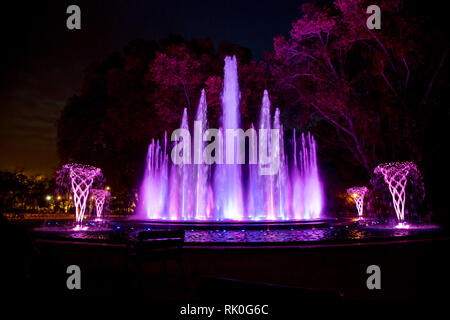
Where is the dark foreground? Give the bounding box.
[1,217,449,316]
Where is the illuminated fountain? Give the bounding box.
[347,186,368,219]
[374,162,420,228]
[137,56,323,221]
[291,130,322,220]
[91,189,110,221]
[62,163,102,229]
[194,89,212,220]
[140,136,168,219]
[214,56,244,220]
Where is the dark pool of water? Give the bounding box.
[32,220,445,245]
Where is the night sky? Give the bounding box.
[0,0,307,175]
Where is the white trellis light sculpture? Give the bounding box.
[91,189,110,220]
[374,162,418,226]
[63,164,102,225]
[347,186,369,218]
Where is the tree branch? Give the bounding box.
[402,57,410,89]
[421,46,449,105]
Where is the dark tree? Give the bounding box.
[57,37,268,208]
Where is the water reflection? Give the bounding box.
[34,222,441,244]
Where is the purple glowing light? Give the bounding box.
[91,189,110,220]
[137,56,324,221]
[347,186,368,218]
[73,225,88,231]
[394,222,410,229]
[215,56,244,220]
[63,163,102,226]
[374,161,418,225]
[194,89,211,220]
[291,130,323,220]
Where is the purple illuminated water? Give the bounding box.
[214,56,244,220]
[137,56,324,221]
[194,89,211,220]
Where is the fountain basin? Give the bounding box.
[31,218,444,246]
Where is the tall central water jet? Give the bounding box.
[214,56,244,220]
